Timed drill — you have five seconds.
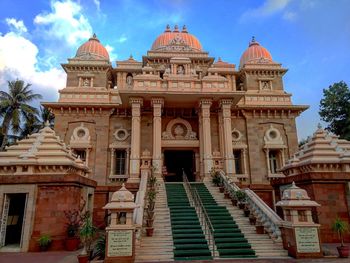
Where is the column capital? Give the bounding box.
[199,98,213,108]
[129,97,143,106]
[219,98,233,108]
[151,97,164,107]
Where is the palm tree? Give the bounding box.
[19,106,55,139]
[0,80,42,151]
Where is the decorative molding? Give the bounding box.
[162,118,197,140]
[70,123,91,149]
[114,128,130,142]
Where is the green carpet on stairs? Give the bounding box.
[165,183,212,261]
[191,183,256,259]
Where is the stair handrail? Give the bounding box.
[182,173,216,257]
[134,169,149,240]
[218,170,283,242]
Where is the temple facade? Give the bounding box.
[44,25,307,223]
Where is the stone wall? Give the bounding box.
[272,172,350,243]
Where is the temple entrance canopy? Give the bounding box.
[163,150,195,182]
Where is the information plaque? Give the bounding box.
[107,230,133,257]
[295,227,320,253]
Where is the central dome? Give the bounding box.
[151,25,202,52]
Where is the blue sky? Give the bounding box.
[0,0,349,140]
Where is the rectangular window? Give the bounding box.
[115,149,126,175]
[269,150,278,174]
[233,150,242,174]
[74,149,86,162]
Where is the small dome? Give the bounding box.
[75,33,109,60]
[239,37,273,68]
[151,25,202,52]
[111,183,134,202]
[276,182,320,208]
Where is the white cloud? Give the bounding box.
[283,11,297,21]
[34,0,92,46]
[0,28,65,99]
[93,0,101,11]
[117,35,127,43]
[105,44,118,61]
[5,18,28,34]
[241,0,292,21]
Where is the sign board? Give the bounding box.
[107,230,133,257]
[295,227,320,253]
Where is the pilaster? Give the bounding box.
[128,97,143,183]
[199,99,213,177]
[220,99,237,181]
[151,98,164,177]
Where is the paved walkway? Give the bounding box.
[0,253,349,263]
[0,244,349,263]
[0,251,80,263]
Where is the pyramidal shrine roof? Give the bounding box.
[0,122,88,174]
[281,126,350,175]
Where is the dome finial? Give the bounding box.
[165,24,171,32]
[173,24,179,32]
[182,25,188,33]
[93,33,97,38]
[249,36,257,46]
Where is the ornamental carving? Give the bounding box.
[232,128,242,142]
[70,123,91,148]
[71,124,90,142]
[162,118,197,140]
[263,125,285,148]
[114,128,130,141]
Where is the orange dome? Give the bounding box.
[75,34,109,60]
[151,25,202,52]
[239,37,273,68]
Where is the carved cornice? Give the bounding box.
[219,99,233,108]
[199,98,213,107]
[151,97,165,107]
[129,97,144,106]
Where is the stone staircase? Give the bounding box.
[204,181,289,258]
[135,179,174,262]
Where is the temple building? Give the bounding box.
[2,25,350,259]
[44,25,307,223]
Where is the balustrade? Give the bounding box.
[218,170,283,241]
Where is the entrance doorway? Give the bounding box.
[163,150,195,182]
[4,193,26,246]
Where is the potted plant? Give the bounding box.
[146,188,157,236]
[249,214,257,225]
[230,191,238,206]
[78,212,97,263]
[64,209,81,251]
[38,234,52,251]
[236,190,247,209]
[243,204,250,217]
[255,222,265,234]
[211,169,221,187]
[148,173,157,191]
[331,217,350,258]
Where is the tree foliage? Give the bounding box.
[319,81,350,140]
[0,80,43,150]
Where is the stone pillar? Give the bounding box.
[110,149,115,176]
[103,184,138,263]
[151,98,164,177]
[276,182,322,259]
[220,99,236,180]
[199,99,213,177]
[128,98,143,183]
